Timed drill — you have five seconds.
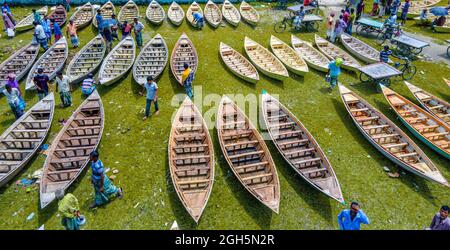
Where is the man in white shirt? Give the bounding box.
[33,21,48,50]
[54,71,72,107]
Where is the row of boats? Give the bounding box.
[168,79,449,223]
[218,33,384,84]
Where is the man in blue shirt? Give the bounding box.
[96,9,104,34]
[338,202,370,230]
[143,76,159,120]
[380,45,392,63]
[192,11,204,29]
[52,19,62,42]
[327,58,343,92]
[293,6,306,30]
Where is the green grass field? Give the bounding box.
[0,3,449,230]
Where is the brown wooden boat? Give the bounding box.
[40,91,104,208]
[168,97,214,223]
[49,5,67,30]
[261,92,344,202]
[217,96,280,213]
[170,33,198,85]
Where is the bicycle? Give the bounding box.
[376,24,402,45]
[393,56,417,80]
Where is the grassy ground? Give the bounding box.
[0,2,449,230]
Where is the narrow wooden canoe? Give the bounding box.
[261,93,344,202]
[217,96,280,213]
[98,36,136,86]
[25,37,68,91]
[244,37,289,81]
[70,2,95,29]
[49,5,67,29]
[240,1,260,26]
[400,0,441,18]
[167,2,185,26]
[404,81,450,126]
[40,90,104,209]
[204,0,222,28]
[270,35,308,76]
[93,1,116,28]
[0,43,39,91]
[291,35,330,73]
[380,84,450,160]
[118,0,140,24]
[168,97,214,223]
[15,6,48,31]
[0,93,54,188]
[314,34,361,73]
[341,33,390,64]
[66,35,106,84]
[133,33,168,85]
[170,33,198,85]
[222,0,241,27]
[339,84,448,186]
[219,42,259,83]
[146,0,165,25]
[186,2,203,27]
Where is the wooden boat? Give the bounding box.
[434,18,450,33]
[40,91,104,209]
[222,0,241,27]
[270,35,308,76]
[15,6,48,31]
[204,0,222,28]
[25,37,68,91]
[66,35,106,84]
[186,2,203,27]
[339,84,448,186]
[168,97,214,223]
[0,43,39,91]
[380,84,450,160]
[170,33,198,85]
[70,2,95,29]
[49,5,67,29]
[291,35,330,73]
[261,93,344,202]
[167,2,185,26]
[146,0,165,25]
[93,1,116,28]
[98,36,136,86]
[0,93,55,188]
[239,1,260,26]
[314,35,361,73]
[133,34,168,85]
[217,96,280,213]
[219,42,259,83]
[404,81,450,125]
[118,0,140,24]
[400,0,441,18]
[341,33,390,64]
[244,37,289,81]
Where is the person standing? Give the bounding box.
[63,0,71,12]
[379,0,387,17]
[56,189,82,230]
[52,19,62,42]
[33,21,48,50]
[181,63,195,99]
[337,202,370,230]
[110,14,119,40]
[54,71,72,107]
[400,0,410,26]
[33,67,50,100]
[2,9,15,39]
[42,15,52,44]
[346,8,356,34]
[327,58,343,92]
[371,0,379,16]
[2,85,25,120]
[391,0,401,14]
[356,0,365,20]
[81,73,97,96]
[66,19,79,48]
[192,11,204,29]
[326,12,335,40]
[379,45,392,63]
[6,73,22,96]
[293,6,306,30]
[2,2,11,14]
[89,151,123,209]
[386,0,392,14]
[32,9,42,24]
[121,21,132,39]
[132,18,144,49]
[142,76,159,120]
[95,9,103,34]
[102,26,113,53]
[332,15,347,42]
[428,206,450,230]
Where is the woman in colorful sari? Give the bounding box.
[2,84,25,119]
[56,189,81,230]
[89,151,123,209]
[2,9,14,39]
